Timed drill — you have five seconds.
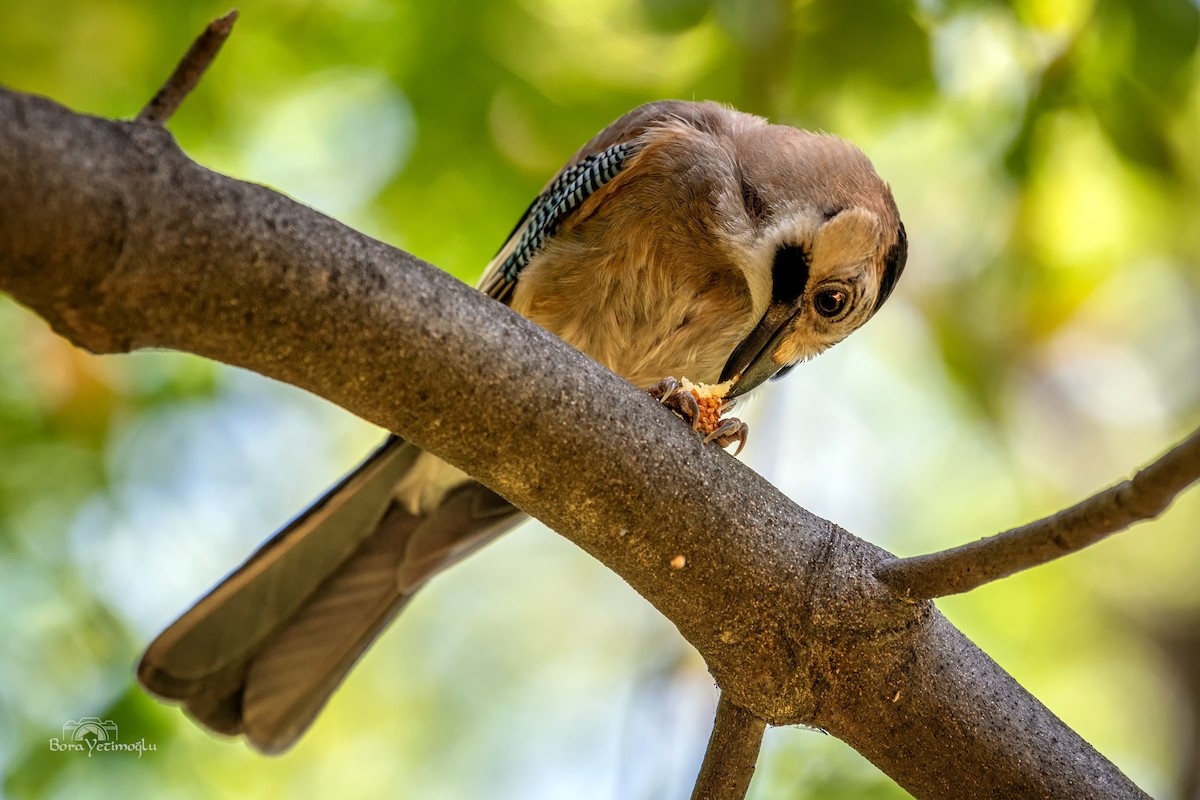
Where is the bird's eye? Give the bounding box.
[814,289,847,318]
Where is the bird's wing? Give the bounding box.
[479,100,731,302]
[480,140,638,303]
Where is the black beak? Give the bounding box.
[720,301,801,399]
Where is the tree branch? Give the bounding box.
[0,85,1160,799]
[691,694,766,800]
[136,10,238,125]
[876,426,1200,599]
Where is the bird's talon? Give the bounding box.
[648,376,681,403]
[648,376,702,430]
[650,377,748,454]
[704,418,749,456]
[684,393,701,430]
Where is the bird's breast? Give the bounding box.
[509,232,756,389]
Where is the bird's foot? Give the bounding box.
[647,377,748,456]
[702,417,748,455]
[648,377,701,430]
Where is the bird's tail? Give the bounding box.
[137,436,523,753]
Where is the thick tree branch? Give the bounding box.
[136,10,238,125]
[691,694,766,800]
[0,85,1159,799]
[876,426,1200,599]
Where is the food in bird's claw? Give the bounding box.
[678,378,735,436]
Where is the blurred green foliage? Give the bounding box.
[2,0,1199,798]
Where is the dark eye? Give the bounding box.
[814,289,847,318]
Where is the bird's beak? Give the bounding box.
[720,301,800,398]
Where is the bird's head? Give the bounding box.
[719,126,907,398]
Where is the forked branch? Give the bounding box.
[690,694,766,800]
[876,426,1200,599]
[136,10,238,125]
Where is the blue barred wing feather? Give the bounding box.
[480,141,640,303]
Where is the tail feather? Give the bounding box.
[138,436,525,752]
[138,436,418,697]
[239,503,417,752]
[398,476,525,593]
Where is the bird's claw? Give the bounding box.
[647,376,749,454]
[648,376,701,431]
[703,417,748,457]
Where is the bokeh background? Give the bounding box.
[3,0,1200,797]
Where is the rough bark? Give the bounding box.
[0,86,1153,799]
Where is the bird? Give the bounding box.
[137,99,908,753]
